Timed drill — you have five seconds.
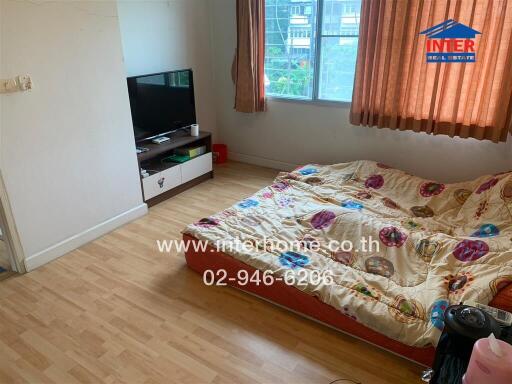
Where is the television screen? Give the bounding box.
[127,69,196,142]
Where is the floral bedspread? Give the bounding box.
[183,161,512,347]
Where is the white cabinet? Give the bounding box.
[142,174,160,201]
[141,153,212,201]
[181,153,213,184]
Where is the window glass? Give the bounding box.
[265,0,318,99]
[265,0,361,102]
[319,0,360,101]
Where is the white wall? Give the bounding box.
[117,0,218,139]
[210,0,512,182]
[0,0,146,270]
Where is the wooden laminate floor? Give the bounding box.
[0,162,423,384]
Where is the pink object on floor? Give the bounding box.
[463,336,512,384]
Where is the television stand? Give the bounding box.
[137,130,213,207]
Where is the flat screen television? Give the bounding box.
[127,69,196,142]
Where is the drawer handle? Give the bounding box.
[158,177,165,188]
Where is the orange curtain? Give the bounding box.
[234,0,266,113]
[350,0,512,143]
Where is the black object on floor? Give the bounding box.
[430,305,512,384]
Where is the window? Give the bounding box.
[290,5,301,15]
[265,0,361,102]
[169,71,190,88]
[344,4,356,14]
[290,28,311,38]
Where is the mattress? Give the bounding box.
[184,233,438,366]
[183,161,512,354]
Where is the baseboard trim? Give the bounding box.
[24,203,148,271]
[228,152,299,171]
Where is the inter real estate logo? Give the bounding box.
[420,19,481,63]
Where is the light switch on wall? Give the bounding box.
[0,75,33,94]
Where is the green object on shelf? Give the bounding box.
[162,154,191,163]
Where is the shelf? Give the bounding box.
[137,131,211,162]
[141,159,180,173]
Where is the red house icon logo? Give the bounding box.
[420,19,481,63]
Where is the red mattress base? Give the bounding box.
[183,234,438,366]
[184,234,512,366]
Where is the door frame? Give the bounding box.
[0,171,26,273]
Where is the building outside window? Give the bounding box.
[290,5,301,15]
[265,0,361,102]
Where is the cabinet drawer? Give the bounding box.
[142,166,181,200]
[181,153,212,183]
[142,173,161,200]
[160,165,182,191]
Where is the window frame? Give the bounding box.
[266,0,359,106]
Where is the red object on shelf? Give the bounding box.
[212,144,227,164]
